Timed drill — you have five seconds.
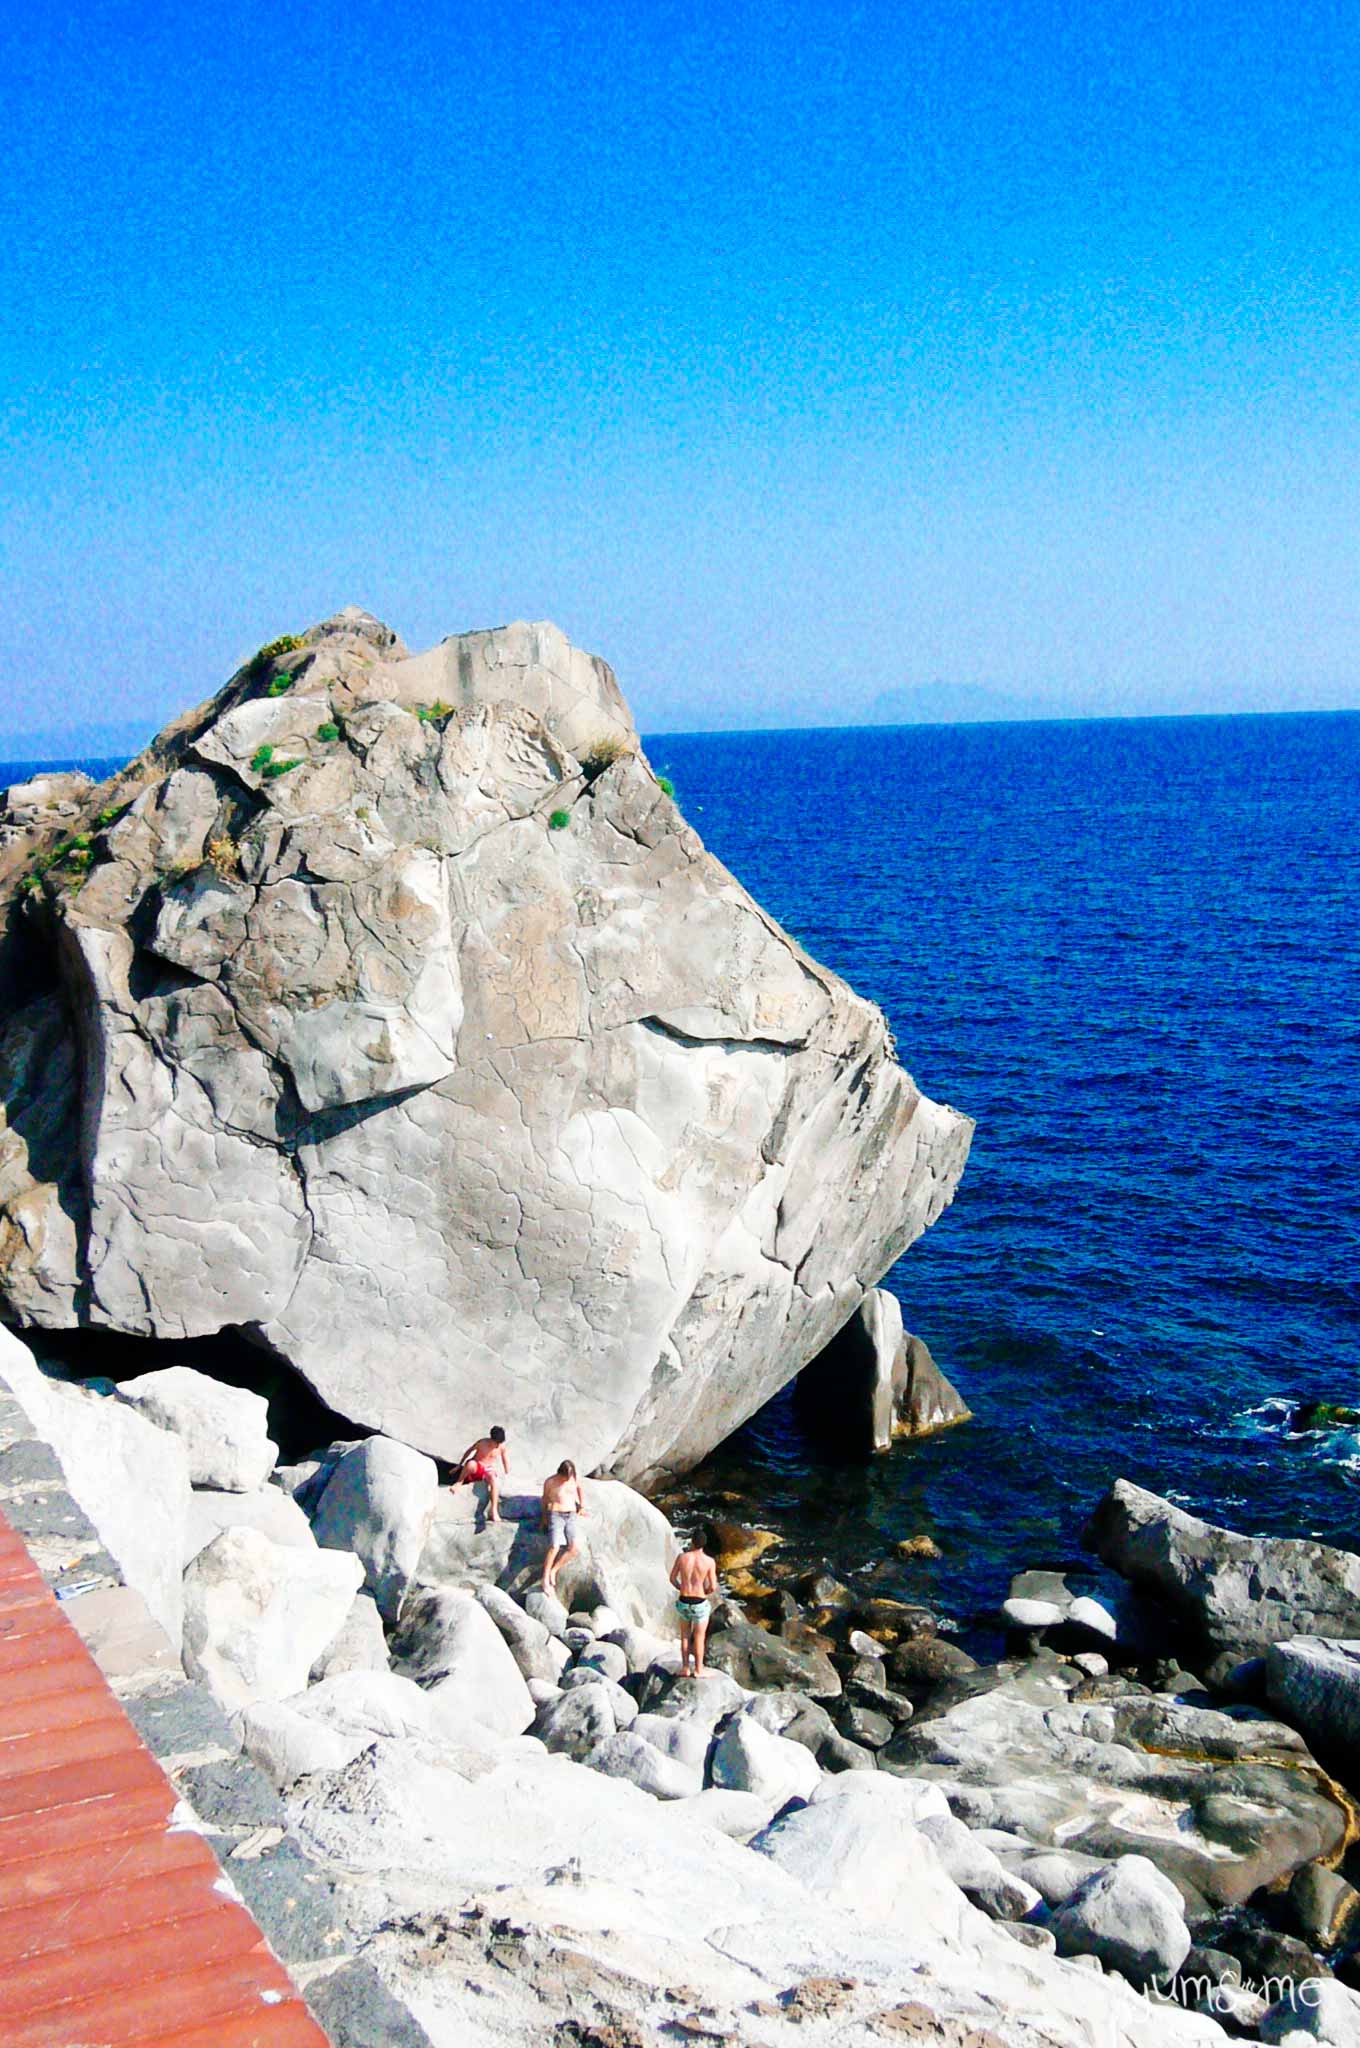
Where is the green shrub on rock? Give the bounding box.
[252,634,303,666]
[548,809,571,831]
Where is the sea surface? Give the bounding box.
[646,713,1360,1637]
[5,720,1359,1638]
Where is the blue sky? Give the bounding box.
[3,0,1359,741]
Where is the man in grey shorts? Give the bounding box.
[541,1460,588,1595]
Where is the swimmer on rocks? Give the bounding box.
[541,1459,588,1594]
[454,1425,509,1523]
[670,1522,719,1678]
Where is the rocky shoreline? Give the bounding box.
[7,1321,1360,2048]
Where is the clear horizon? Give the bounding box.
[5,1,1360,737]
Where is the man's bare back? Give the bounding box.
[672,1549,717,1601]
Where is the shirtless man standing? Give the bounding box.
[540,1459,588,1594]
[669,1524,720,1678]
[454,1425,509,1523]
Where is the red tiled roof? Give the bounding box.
[0,1509,332,2048]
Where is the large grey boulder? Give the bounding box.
[114,1366,277,1491]
[895,1331,972,1438]
[0,1327,190,1648]
[629,1711,712,1775]
[235,1699,372,1790]
[916,1810,1043,1921]
[311,1436,438,1623]
[182,1524,363,1711]
[390,1585,536,1736]
[1266,1638,1360,1766]
[0,611,971,1483]
[1085,1480,1360,1674]
[1049,1856,1192,1985]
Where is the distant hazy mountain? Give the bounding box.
[865,681,1075,725]
[0,720,152,767]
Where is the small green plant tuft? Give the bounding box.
[548,809,571,831]
[250,745,275,773]
[262,757,300,780]
[252,634,303,667]
[414,700,455,726]
[96,802,130,829]
[316,720,342,742]
[657,775,675,800]
[266,671,297,697]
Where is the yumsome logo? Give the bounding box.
[1146,1972,1324,2015]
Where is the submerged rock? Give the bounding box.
[0,610,970,1481]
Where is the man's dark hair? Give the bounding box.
[490,1425,506,1443]
[688,1522,714,1553]
[558,1459,576,1478]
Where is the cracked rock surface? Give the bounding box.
[0,608,971,1478]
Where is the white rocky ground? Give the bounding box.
[7,1324,1360,2048]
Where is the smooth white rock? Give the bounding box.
[0,1329,190,1650]
[474,1584,562,1685]
[1049,1855,1192,1984]
[311,1436,438,1624]
[235,1699,371,1789]
[709,1714,821,1805]
[1003,1597,1066,1631]
[184,1485,316,1566]
[309,1590,390,1682]
[394,1586,536,1737]
[114,1366,276,1491]
[587,1730,703,1800]
[1259,1980,1360,2048]
[181,1525,363,1711]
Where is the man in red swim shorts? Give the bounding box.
[454,1425,509,1523]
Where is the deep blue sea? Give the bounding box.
[6,720,1359,1633]
[647,714,1360,1633]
